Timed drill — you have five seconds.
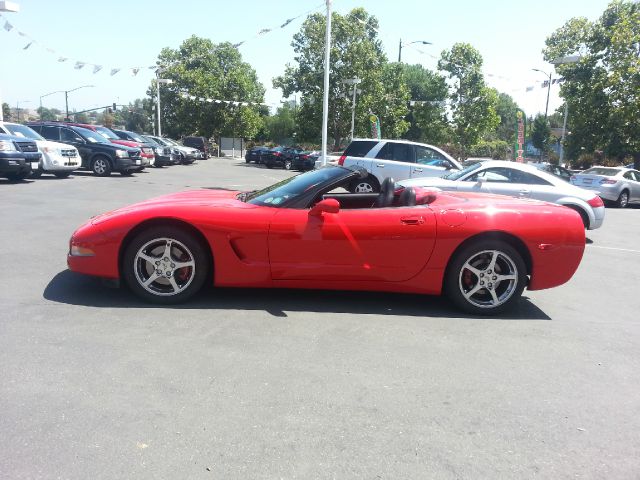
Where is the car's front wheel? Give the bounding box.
[91,156,112,176]
[445,240,527,315]
[123,226,210,304]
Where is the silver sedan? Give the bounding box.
[399,160,605,230]
[570,166,640,208]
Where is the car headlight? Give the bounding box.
[42,146,62,155]
[115,150,129,158]
[0,140,17,152]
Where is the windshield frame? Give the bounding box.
[443,161,484,181]
[74,127,111,144]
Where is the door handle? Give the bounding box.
[401,216,424,225]
[518,189,530,196]
[414,168,423,172]
[376,163,385,168]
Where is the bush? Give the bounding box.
[467,140,510,160]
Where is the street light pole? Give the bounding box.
[63,85,95,120]
[320,0,332,167]
[156,76,173,137]
[343,78,362,140]
[398,39,432,62]
[550,55,582,165]
[532,69,552,119]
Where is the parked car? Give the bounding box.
[571,166,640,208]
[462,157,491,168]
[291,150,318,171]
[182,136,211,158]
[0,121,79,178]
[28,123,145,176]
[0,133,39,181]
[67,165,586,315]
[399,160,605,230]
[157,137,199,164]
[245,146,271,164]
[262,146,289,169]
[335,138,462,193]
[61,122,156,166]
[139,135,180,167]
[530,162,573,182]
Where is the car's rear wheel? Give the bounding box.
[615,190,629,208]
[123,226,209,304]
[445,240,527,315]
[91,156,112,176]
[350,175,380,193]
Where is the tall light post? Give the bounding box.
[342,78,361,140]
[532,68,552,119]
[398,39,432,62]
[0,1,20,121]
[320,0,332,166]
[156,72,173,137]
[550,55,582,165]
[64,85,94,120]
[15,99,30,121]
[39,90,64,119]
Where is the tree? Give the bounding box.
[531,114,552,158]
[2,103,12,121]
[491,91,521,144]
[543,1,640,163]
[401,64,450,144]
[265,102,296,144]
[153,35,266,140]
[36,107,62,121]
[274,8,409,147]
[438,43,499,153]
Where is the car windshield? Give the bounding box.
[125,132,146,143]
[246,167,351,207]
[162,138,179,146]
[141,135,159,146]
[444,162,483,180]
[94,126,120,140]
[76,127,110,144]
[582,167,621,176]
[5,124,44,141]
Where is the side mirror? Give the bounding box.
[309,198,340,216]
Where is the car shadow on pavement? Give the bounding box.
[44,270,551,320]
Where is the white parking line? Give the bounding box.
[587,245,640,254]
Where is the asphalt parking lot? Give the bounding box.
[1,158,639,479]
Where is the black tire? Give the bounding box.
[350,175,380,193]
[615,190,629,208]
[284,159,292,170]
[444,239,527,315]
[54,171,72,179]
[6,171,30,182]
[265,162,273,169]
[91,156,112,176]
[31,169,43,178]
[120,170,134,176]
[122,226,210,304]
[566,205,589,229]
[245,157,251,163]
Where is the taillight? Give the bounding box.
[588,196,604,208]
[274,152,281,157]
[302,155,309,160]
[599,179,617,185]
[338,155,346,166]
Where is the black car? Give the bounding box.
[183,136,211,158]
[531,162,573,182]
[140,135,180,167]
[0,133,40,181]
[291,150,317,171]
[245,146,271,164]
[28,122,144,177]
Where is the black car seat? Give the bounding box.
[398,187,417,206]
[374,177,396,208]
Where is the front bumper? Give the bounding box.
[41,151,80,172]
[0,157,29,175]
[115,157,149,171]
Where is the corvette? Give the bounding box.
[68,166,586,314]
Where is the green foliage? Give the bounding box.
[543,1,640,160]
[467,140,511,159]
[265,102,297,144]
[109,98,154,133]
[273,8,408,147]
[491,91,521,144]
[73,112,89,124]
[2,103,12,121]
[402,64,451,144]
[531,114,552,154]
[36,107,61,121]
[153,35,266,140]
[438,43,500,153]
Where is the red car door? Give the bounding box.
[268,207,437,282]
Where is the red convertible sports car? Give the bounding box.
[68,166,585,315]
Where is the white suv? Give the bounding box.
[0,122,80,178]
[336,139,462,192]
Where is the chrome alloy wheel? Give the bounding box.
[133,237,196,296]
[93,158,108,175]
[458,249,518,309]
[353,181,374,193]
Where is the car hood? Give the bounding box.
[35,139,78,151]
[90,189,245,225]
[110,139,143,148]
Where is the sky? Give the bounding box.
[0,0,613,120]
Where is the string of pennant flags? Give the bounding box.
[0,3,326,77]
[179,91,270,108]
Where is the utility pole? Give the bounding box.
[320,0,332,166]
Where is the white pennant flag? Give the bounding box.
[74,61,86,70]
[23,41,33,50]
[4,21,13,32]
[110,68,121,76]
[58,57,68,62]
[93,65,103,74]
[131,68,140,76]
